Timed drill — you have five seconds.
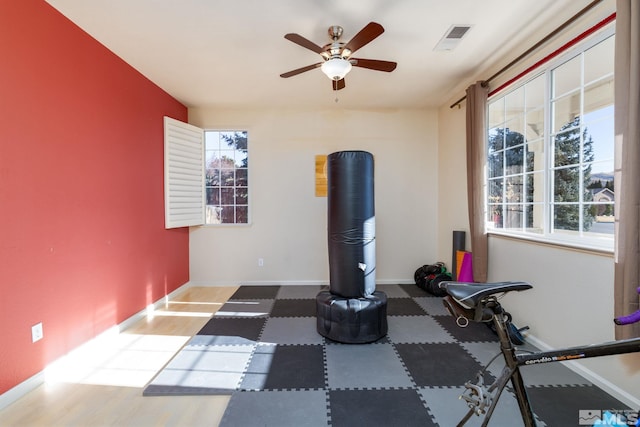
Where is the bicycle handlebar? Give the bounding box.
[613,287,640,325]
[614,309,640,325]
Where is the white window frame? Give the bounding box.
[485,27,615,252]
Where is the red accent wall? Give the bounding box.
[0,0,189,394]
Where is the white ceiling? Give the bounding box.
[45,0,602,110]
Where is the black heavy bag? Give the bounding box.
[327,151,376,298]
[317,150,386,343]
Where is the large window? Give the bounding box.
[487,31,614,249]
[204,131,249,224]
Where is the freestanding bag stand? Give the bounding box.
[316,151,388,343]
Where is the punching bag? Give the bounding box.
[316,150,387,343]
[327,151,376,298]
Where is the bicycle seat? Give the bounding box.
[443,281,532,309]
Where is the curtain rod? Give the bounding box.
[449,0,605,109]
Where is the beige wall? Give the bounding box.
[436,104,471,262]
[188,107,438,285]
[435,1,639,404]
[488,237,640,407]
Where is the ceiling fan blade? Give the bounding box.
[343,22,384,55]
[280,63,322,78]
[351,58,397,72]
[332,79,346,91]
[284,33,324,54]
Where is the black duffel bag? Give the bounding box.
[414,262,452,296]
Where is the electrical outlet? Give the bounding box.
[258,258,264,267]
[32,322,43,343]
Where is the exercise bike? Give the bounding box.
[442,281,640,427]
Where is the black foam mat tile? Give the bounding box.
[329,389,437,427]
[395,342,492,387]
[196,317,266,342]
[241,344,326,390]
[270,298,317,317]
[230,285,280,300]
[386,297,429,316]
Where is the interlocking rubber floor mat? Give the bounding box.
[144,284,631,426]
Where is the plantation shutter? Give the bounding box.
[164,116,205,228]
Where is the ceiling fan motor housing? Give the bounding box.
[328,25,343,40]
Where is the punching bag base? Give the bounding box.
[315,291,388,343]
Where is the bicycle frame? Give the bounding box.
[446,294,640,427]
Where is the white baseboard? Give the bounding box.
[0,281,191,412]
[377,279,415,285]
[0,371,45,411]
[187,279,415,287]
[525,334,640,409]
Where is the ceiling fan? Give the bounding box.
[280,22,397,91]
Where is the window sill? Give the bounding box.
[193,222,253,228]
[487,230,614,256]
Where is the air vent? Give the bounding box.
[434,25,472,51]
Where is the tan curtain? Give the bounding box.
[465,82,489,282]
[614,0,640,339]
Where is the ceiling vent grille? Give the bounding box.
[434,25,472,51]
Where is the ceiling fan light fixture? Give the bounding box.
[321,58,352,80]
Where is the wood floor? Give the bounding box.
[0,286,238,427]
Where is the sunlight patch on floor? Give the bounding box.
[166,300,224,306]
[147,309,213,319]
[45,332,190,388]
[42,286,239,389]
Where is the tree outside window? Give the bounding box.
[205,131,248,224]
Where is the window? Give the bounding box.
[204,131,249,224]
[486,31,614,250]
[163,118,249,228]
